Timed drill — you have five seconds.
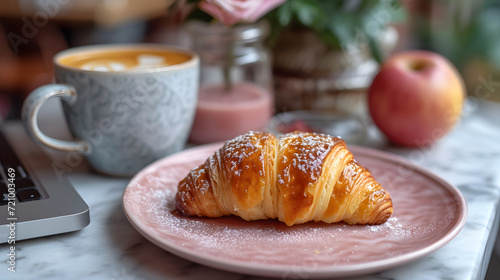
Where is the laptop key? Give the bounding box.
[0,182,8,205]
[3,164,28,179]
[14,178,36,190]
[17,188,43,202]
[0,133,23,165]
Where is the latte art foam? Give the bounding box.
[58,49,191,72]
[81,55,167,72]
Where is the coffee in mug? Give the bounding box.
[22,44,199,176]
[58,48,191,71]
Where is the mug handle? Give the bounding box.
[21,84,90,154]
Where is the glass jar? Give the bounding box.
[187,21,274,144]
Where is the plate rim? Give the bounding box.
[122,143,468,278]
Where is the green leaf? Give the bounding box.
[317,0,346,12]
[387,0,407,22]
[276,1,293,26]
[186,9,213,23]
[358,0,381,13]
[367,35,383,64]
[290,0,324,27]
[318,31,341,49]
[327,15,354,48]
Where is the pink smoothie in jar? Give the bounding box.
[189,82,273,143]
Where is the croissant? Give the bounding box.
[175,131,393,226]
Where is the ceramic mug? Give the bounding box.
[22,44,199,176]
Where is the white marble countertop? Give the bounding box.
[2,98,500,280]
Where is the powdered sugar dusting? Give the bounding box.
[123,143,466,274]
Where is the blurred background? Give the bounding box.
[0,0,499,120]
[1,1,500,277]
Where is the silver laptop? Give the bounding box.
[0,121,89,242]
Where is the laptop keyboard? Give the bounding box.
[0,121,89,242]
[0,131,43,205]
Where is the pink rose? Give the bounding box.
[199,0,286,26]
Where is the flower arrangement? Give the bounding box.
[169,0,405,62]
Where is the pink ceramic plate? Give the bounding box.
[123,144,467,279]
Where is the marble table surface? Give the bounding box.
[2,98,500,280]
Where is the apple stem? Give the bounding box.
[409,61,429,71]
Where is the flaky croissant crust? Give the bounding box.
[175,131,393,226]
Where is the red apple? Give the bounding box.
[368,50,465,147]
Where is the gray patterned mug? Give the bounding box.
[22,44,199,176]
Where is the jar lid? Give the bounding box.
[187,20,269,43]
